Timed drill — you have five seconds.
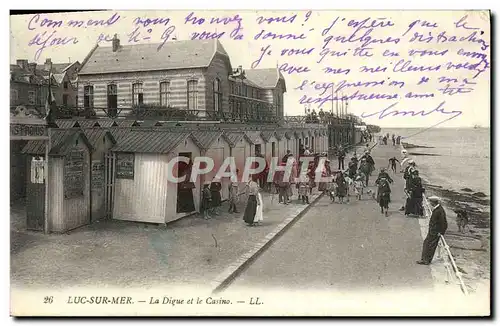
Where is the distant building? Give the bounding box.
[10,59,49,110]
[77,35,285,121]
[10,58,80,110]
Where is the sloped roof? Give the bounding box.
[191,131,224,150]
[275,130,285,140]
[244,131,263,144]
[79,39,230,75]
[260,130,276,142]
[22,129,93,156]
[107,127,132,142]
[51,63,74,73]
[138,120,164,127]
[244,68,286,90]
[55,119,76,128]
[224,131,246,147]
[116,120,138,127]
[95,119,116,128]
[74,120,101,128]
[111,131,193,154]
[81,128,116,147]
[53,72,66,84]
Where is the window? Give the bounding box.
[63,94,68,106]
[10,89,18,104]
[272,142,276,157]
[276,92,281,115]
[132,83,144,106]
[242,85,247,97]
[107,84,118,117]
[255,144,262,155]
[64,81,68,89]
[84,86,94,109]
[28,90,36,105]
[160,81,170,107]
[187,80,198,110]
[213,78,222,112]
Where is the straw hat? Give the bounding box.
[428,196,441,203]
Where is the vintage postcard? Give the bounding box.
[9,9,490,316]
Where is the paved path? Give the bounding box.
[229,143,435,293]
[10,176,323,291]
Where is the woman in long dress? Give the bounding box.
[243,176,262,226]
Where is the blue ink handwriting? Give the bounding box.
[361,101,462,124]
[251,45,272,69]
[437,84,474,95]
[65,13,120,28]
[402,19,438,37]
[409,30,489,51]
[454,15,480,30]
[279,63,311,75]
[185,12,244,40]
[28,31,78,61]
[256,14,297,24]
[323,67,351,75]
[408,49,448,57]
[134,17,171,28]
[317,48,348,64]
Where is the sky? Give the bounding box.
[9,10,491,128]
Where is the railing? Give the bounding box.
[284,115,357,125]
[10,105,281,123]
[422,195,469,295]
[401,141,468,295]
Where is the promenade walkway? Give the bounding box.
[11,175,323,292]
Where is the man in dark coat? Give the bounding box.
[417,196,448,265]
[337,145,345,170]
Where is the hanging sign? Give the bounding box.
[116,153,134,179]
[91,161,104,191]
[64,149,85,199]
[30,157,45,184]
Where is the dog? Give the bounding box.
[365,188,376,200]
[454,209,469,233]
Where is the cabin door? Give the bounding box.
[104,152,116,218]
[26,157,46,231]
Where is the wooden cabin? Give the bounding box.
[191,130,232,201]
[244,130,265,157]
[224,130,252,193]
[22,129,93,233]
[275,129,287,161]
[81,128,116,221]
[261,130,278,164]
[110,130,201,224]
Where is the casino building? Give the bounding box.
[11,36,358,233]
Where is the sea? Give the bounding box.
[380,128,491,198]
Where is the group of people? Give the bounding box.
[401,156,426,218]
[379,133,401,146]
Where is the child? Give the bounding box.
[354,172,365,200]
[201,182,212,220]
[298,175,310,204]
[228,170,240,214]
[328,176,337,202]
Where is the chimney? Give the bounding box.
[44,58,52,71]
[16,59,28,69]
[28,62,37,73]
[112,34,120,52]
